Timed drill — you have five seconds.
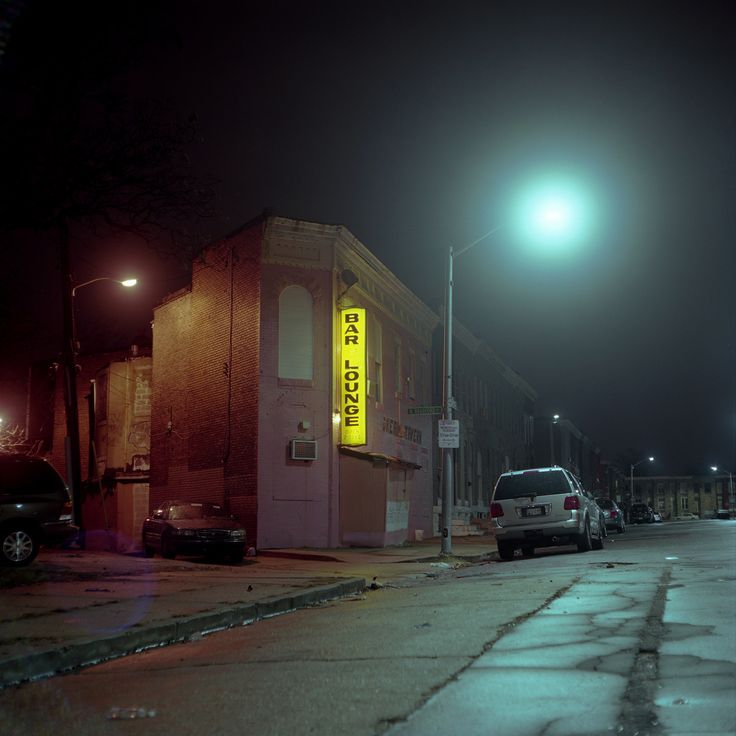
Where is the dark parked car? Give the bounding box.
[596,497,626,534]
[142,500,246,563]
[0,454,78,567]
[629,502,655,524]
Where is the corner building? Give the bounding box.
[150,215,438,548]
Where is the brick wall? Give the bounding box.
[150,223,263,545]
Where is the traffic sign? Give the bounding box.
[438,419,459,448]
[407,405,443,416]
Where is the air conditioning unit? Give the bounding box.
[290,439,317,461]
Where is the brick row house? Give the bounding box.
[149,215,439,548]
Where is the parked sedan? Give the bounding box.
[595,497,626,534]
[142,501,246,563]
[629,502,655,524]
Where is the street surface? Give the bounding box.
[1,521,734,735]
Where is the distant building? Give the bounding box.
[150,215,438,548]
[626,474,729,519]
[28,345,152,552]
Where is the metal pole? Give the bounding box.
[441,247,454,555]
[730,472,734,518]
[59,221,84,546]
[629,463,634,520]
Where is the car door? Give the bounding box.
[144,502,170,547]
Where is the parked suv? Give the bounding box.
[490,466,606,560]
[0,454,78,567]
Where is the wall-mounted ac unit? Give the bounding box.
[290,439,317,461]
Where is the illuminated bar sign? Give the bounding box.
[340,307,366,445]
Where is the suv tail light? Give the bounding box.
[490,502,504,518]
[563,495,580,510]
[610,510,618,519]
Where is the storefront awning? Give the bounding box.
[338,446,421,470]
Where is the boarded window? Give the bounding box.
[278,286,313,380]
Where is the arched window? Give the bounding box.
[278,286,313,380]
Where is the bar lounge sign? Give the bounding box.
[340,307,366,445]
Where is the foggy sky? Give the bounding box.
[2,0,734,475]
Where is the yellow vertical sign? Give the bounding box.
[340,307,366,446]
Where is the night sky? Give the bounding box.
[1,0,734,476]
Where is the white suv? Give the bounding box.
[490,466,606,561]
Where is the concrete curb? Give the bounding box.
[0,576,367,689]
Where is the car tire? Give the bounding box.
[497,542,515,561]
[617,522,625,534]
[229,548,244,564]
[161,534,177,560]
[1,525,40,567]
[592,519,604,550]
[577,519,592,552]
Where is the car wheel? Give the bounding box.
[577,519,592,552]
[161,534,176,560]
[497,542,515,561]
[229,548,244,564]
[1,525,39,567]
[617,522,625,534]
[592,519,604,550]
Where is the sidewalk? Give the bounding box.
[0,537,497,689]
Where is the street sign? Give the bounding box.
[438,419,459,448]
[407,405,443,416]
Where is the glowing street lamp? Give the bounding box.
[440,184,588,556]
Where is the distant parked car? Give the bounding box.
[490,466,605,560]
[596,497,626,534]
[629,502,655,524]
[142,501,246,563]
[0,454,78,567]
[652,510,663,523]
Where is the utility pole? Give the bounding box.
[59,220,84,547]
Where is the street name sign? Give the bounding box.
[407,405,443,415]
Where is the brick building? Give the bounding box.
[150,215,438,548]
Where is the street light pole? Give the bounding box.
[58,237,138,547]
[441,227,501,556]
[629,456,654,516]
[710,466,734,518]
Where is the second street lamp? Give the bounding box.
[629,456,654,514]
[62,273,138,545]
[710,466,734,518]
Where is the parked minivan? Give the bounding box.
[0,454,78,567]
[490,466,606,560]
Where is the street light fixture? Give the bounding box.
[629,456,654,511]
[440,188,585,556]
[62,273,138,544]
[709,466,734,518]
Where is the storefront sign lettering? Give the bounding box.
[341,308,366,445]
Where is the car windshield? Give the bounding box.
[494,471,570,500]
[168,503,227,520]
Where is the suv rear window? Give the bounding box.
[596,498,613,509]
[0,457,66,495]
[494,470,571,500]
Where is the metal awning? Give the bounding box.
[338,446,421,470]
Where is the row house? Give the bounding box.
[626,474,731,520]
[149,215,438,548]
[28,346,152,551]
